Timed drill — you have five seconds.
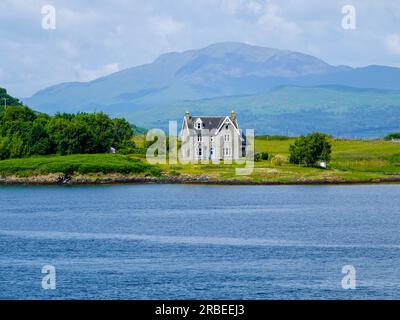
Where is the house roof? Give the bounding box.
[187,116,226,132]
[183,113,245,142]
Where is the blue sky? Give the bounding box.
[1,0,399,98]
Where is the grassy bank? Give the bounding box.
[155,137,400,183]
[0,154,160,178]
[0,137,399,184]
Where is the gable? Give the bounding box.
[182,114,243,141]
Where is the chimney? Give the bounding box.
[230,110,238,125]
[185,111,190,121]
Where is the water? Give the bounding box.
[0,184,399,300]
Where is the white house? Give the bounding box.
[180,111,246,161]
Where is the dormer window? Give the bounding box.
[195,119,202,130]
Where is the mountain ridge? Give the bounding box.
[24,42,400,137]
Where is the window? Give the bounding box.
[197,135,202,142]
[224,134,230,142]
[224,148,232,156]
[195,119,202,129]
[198,148,202,156]
[210,137,214,142]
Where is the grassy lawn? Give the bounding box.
[155,137,400,182]
[0,137,399,183]
[0,154,160,177]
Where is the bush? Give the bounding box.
[260,152,269,160]
[254,153,261,162]
[289,132,331,167]
[116,140,137,155]
[271,154,286,166]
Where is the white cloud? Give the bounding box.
[385,34,400,54]
[59,40,78,58]
[221,0,263,16]
[258,3,302,41]
[149,16,184,40]
[1,0,400,97]
[247,1,263,14]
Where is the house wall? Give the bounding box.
[180,117,244,162]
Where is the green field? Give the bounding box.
[132,135,400,183]
[0,153,160,178]
[0,137,400,184]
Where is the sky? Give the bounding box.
[0,0,399,98]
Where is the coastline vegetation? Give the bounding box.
[0,154,160,177]
[0,105,134,159]
[1,88,400,184]
[0,132,399,184]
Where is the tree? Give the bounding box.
[75,113,115,153]
[384,133,400,141]
[112,118,134,148]
[47,117,91,155]
[9,135,28,159]
[1,105,36,122]
[0,87,23,108]
[0,95,137,159]
[289,132,332,167]
[0,136,11,160]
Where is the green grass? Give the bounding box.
[1,137,399,183]
[155,137,400,183]
[0,154,161,177]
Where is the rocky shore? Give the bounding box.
[1,173,400,186]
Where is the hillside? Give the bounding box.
[107,85,400,138]
[23,42,400,137]
[26,42,350,112]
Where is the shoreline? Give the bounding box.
[1,174,400,186]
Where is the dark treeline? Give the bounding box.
[0,105,134,160]
[0,88,23,108]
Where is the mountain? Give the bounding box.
[106,85,400,138]
[25,42,350,111]
[24,42,400,137]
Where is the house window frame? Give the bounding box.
[195,119,202,130]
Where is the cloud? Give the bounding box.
[1,0,400,97]
[221,0,263,16]
[385,34,400,54]
[247,1,263,14]
[258,3,302,41]
[149,15,184,44]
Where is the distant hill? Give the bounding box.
[115,85,400,138]
[24,42,400,137]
